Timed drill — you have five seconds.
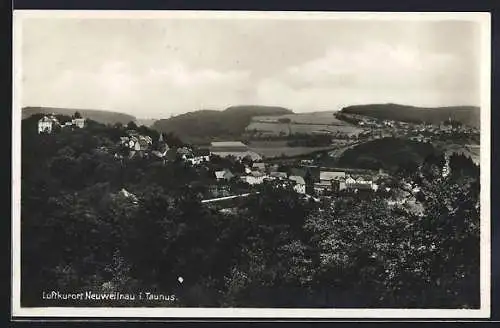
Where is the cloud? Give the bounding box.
[148,62,250,87]
[22,41,479,117]
[256,42,479,110]
[24,60,252,117]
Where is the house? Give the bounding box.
[341,175,377,192]
[241,171,267,185]
[177,147,192,157]
[215,169,234,181]
[185,148,210,165]
[71,118,86,128]
[289,175,306,194]
[252,162,266,171]
[345,176,356,184]
[314,181,331,195]
[185,149,210,165]
[269,171,288,179]
[137,136,152,151]
[122,134,152,151]
[120,136,130,145]
[320,171,346,183]
[290,166,320,183]
[208,184,231,198]
[117,188,139,204]
[38,115,60,134]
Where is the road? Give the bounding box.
[201,192,258,204]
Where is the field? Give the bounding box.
[246,112,363,136]
[252,111,341,124]
[247,140,352,159]
[247,140,331,158]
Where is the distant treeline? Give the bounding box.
[151,105,293,143]
[340,103,480,127]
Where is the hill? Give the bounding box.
[340,103,480,128]
[22,107,136,125]
[337,137,440,171]
[151,105,293,144]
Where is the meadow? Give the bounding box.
[246,112,363,137]
[247,140,349,159]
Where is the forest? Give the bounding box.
[21,114,481,308]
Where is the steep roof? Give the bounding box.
[215,171,226,179]
[270,171,287,178]
[345,176,356,184]
[215,169,234,179]
[320,171,346,181]
[250,170,265,177]
[118,188,139,203]
[289,175,306,185]
[252,162,266,169]
[39,115,59,123]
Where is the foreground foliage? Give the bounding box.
[21,116,480,308]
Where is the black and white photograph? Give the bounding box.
[12,10,491,318]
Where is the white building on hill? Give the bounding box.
[38,115,60,134]
[71,118,86,128]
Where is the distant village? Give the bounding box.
[335,112,480,143]
[36,112,455,207]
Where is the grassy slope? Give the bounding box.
[337,137,439,171]
[151,105,293,143]
[246,111,363,136]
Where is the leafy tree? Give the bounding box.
[126,121,138,130]
[20,112,480,309]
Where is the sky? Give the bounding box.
[19,14,483,119]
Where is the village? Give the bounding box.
[19,14,484,311]
[335,112,480,143]
[35,112,440,212]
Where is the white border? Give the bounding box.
[11,10,491,319]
